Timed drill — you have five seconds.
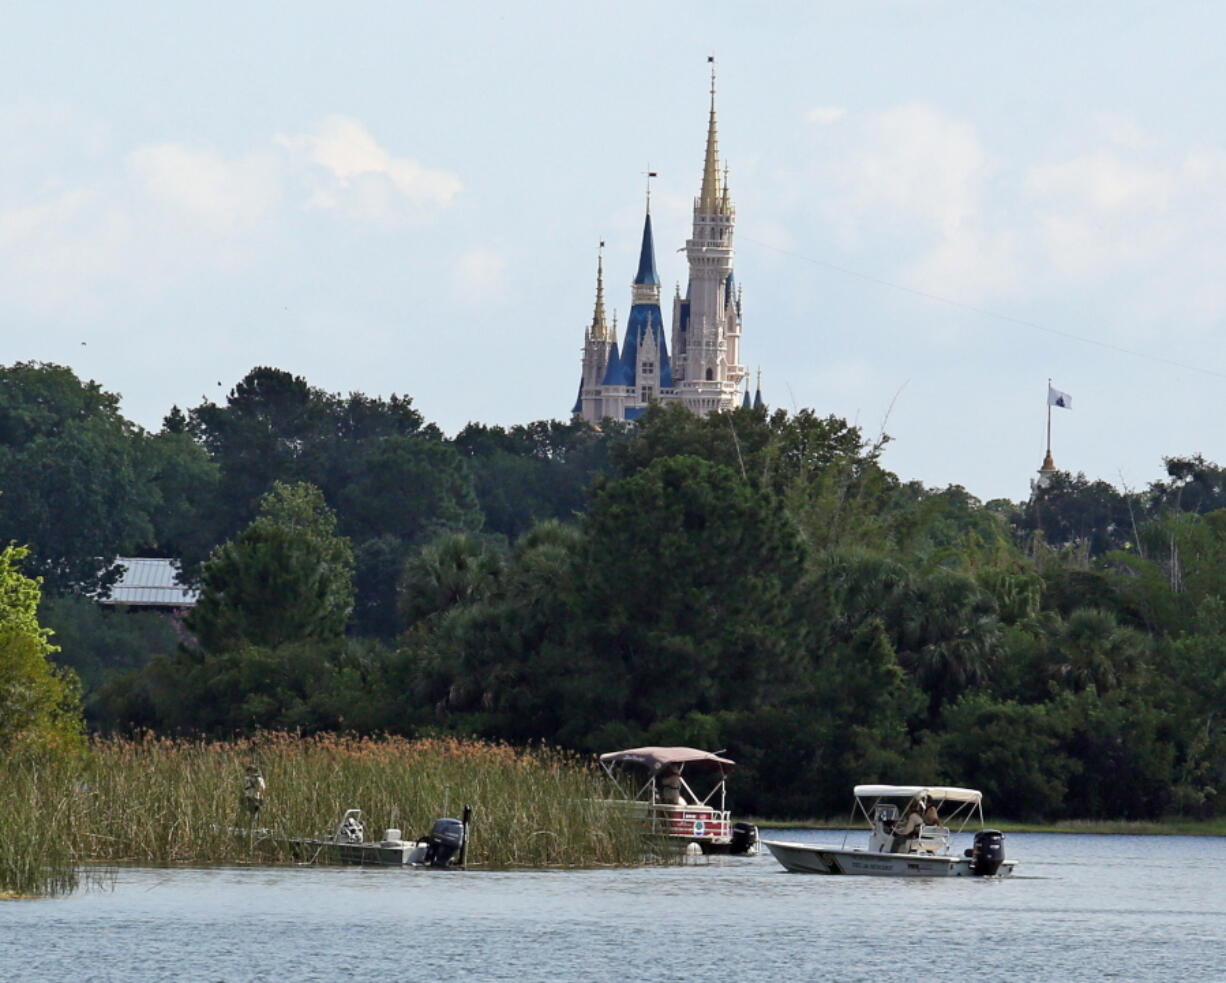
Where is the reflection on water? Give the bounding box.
[1,833,1223,982]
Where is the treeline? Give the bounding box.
[2,360,1223,820]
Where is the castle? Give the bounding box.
[573,70,760,423]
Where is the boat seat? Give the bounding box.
[914,825,950,853]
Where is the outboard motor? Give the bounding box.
[730,822,758,856]
[422,817,465,868]
[971,829,1005,876]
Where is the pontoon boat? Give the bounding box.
[599,747,758,855]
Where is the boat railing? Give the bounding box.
[608,799,733,841]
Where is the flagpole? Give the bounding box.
[1046,377,1053,459]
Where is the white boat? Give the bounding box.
[599,747,758,855]
[763,785,1017,877]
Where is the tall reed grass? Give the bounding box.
[0,734,648,896]
[0,753,81,897]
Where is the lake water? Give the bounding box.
[2,830,1224,983]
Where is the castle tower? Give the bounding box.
[573,66,747,423]
[670,62,746,415]
[575,247,618,421]
[575,204,675,423]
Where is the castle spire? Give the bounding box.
[699,58,722,211]
[634,207,660,287]
[590,243,609,341]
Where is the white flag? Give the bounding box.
[1048,386,1072,410]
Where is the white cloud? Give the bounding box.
[452,247,507,304]
[807,106,846,126]
[0,113,468,317]
[126,143,282,233]
[1094,113,1148,151]
[1027,151,1171,214]
[280,115,462,223]
[799,104,1226,327]
[818,102,1015,301]
[845,104,986,232]
[0,188,133,313]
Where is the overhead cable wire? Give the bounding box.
[739,233,1226,382]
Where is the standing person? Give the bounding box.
[658,765,685,805]
[242,764,266,826]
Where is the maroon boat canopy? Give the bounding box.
[598,747,736,774]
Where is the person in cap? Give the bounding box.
[241,764,266,826]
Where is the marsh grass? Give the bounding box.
[1,734,648,895]
[0,754,80,897]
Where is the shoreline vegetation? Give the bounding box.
[1,735,646,897]
[752,817,1226,836]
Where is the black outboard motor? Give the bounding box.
[971,829,1005,876]
[423,817,465,868]
[730,822,758,855]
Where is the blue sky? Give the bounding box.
[4,1,1225,501]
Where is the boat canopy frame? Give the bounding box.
[598,747,734,810]
[842,785,986,848]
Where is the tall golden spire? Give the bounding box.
[591,243,609,341]
[699,58,722,211]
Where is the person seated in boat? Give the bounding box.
[922,800,940,827]
[658,765,686,806]
[891,801,923,852]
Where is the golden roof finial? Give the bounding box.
[591,242,609,341]
[699,56,722,211]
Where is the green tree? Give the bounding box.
[188,482,354,653]
[337,436,480,544]
[139,424,222,574]
[939,694,1075,819]
[578,455,806,729]
[454,419,621,538]
[0,362,156,593]
[398,532,505,630]
[39,594,179,695]
[0,545,82,750]
[1046,607,1148,693]
[1017,471,1139,556]
[1149,455,1226,515]
[188,368,432,536]
[413,522,597,743]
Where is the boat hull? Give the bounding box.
[286,838,428,866]
[762,839,1017,877]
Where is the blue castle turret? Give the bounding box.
[584,206,675,420]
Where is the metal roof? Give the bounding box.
[101,557,198,607]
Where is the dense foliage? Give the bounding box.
[4,361,1225,820]
[0,545,82,751]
